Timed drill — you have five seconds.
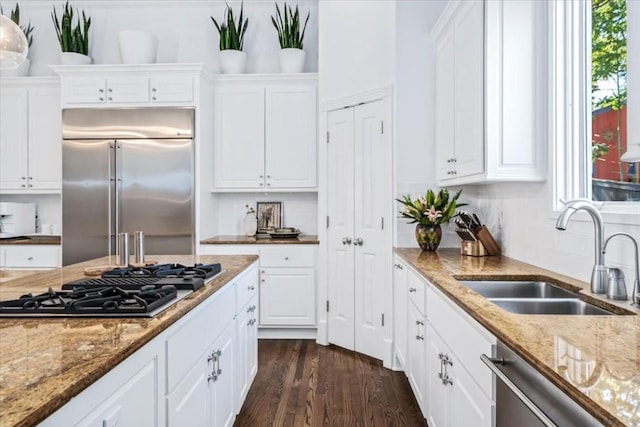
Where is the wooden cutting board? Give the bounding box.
[83,260,158,276]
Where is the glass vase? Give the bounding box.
[415,224,442,251]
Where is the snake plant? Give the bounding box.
[211,2,248,51]
[51,0,91,55]
[271,2,309,49]
[1,3,34,47]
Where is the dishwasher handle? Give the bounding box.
[480,354,557,427]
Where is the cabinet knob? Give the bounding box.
[342,237,352,245]
[415,320,424,326]
[284,257,289,260]
[409,287,416,293]
[248,285,255,291]
[99,98,104,101]
[259,183,264,186]
[416,335,424,341]
[28,184,32,187]
[266,183,271,186]
[267,175,271,179]
[27,256,34,261]
[21,177,26,180]
[259,175,264,178]
[98,88,104,93]
[108,98,113,101]
[152,97,157,101]
[21,184,26,188]
[152,88,157,92]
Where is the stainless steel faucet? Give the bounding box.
[603,232,640,306]
[555,200,608,294]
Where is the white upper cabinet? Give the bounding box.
[431,0,546,185]
[0,78,61,193]
[52,64,204,107]
[213,75,318,191]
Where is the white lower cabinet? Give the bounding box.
[392,256,496,426]
[1,245,60,269]
[259,245,315,326]
[42,261,259,427]
[426,323,493,427]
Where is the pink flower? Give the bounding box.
[425,207,442,223]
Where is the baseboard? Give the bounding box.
[258,327,317,339]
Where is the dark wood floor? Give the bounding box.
[235,339,426,427]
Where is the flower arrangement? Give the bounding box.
[396,188,464,226]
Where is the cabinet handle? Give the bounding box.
[261,270,265,274]
[353,237,363,246]
[415,320,424,326]
[152,88,157,92]
[248,285,255,291]
[259,175,264,178]
[416,335,424,341]
[99,97,104,101]
[284,256,289,260]
[260,183,264,186]
[441,374,453,386]
[21,184,26,188]
[451,158,457,163]
[267,175,271,179]
[152,97,157,101]
[108,97,113,101]
[408,287,416,293]
[27,256,34,261]
[342,237,352,245]
[99,88,104,93]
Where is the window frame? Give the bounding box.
[552,0,640,224]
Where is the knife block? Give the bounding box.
[460,241,486,257]
[475,226,501,256]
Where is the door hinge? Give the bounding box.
[326,216,329,229]
[381,121,384,134]
[381,313,385,327]
[326,131,330,143]
[326,300,330,312]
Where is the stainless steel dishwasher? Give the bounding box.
[481,342,602,427]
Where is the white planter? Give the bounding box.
[118,30,158,64]
[60,52,92,65]
[219,50,247,74]
[278,48,305,73]
[0,58,30,77]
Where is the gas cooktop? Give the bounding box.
[0,263,223,318]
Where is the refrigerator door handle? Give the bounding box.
[115,141,122,247]
[108,141,115,257]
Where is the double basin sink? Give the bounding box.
[458,280,616,315]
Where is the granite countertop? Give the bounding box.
[395,248,640,427]
[0,254,259,427]
[200,234,319,244]
[0,235,61,245]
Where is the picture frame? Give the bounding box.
[256,202,282,230]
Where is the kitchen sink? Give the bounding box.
[457,279,618,315]
[458,280,579,299]
[487,298,613,315]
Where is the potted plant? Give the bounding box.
[271,2,309,73]
[211,2,248,74]
[51,0,91,65]
[396,189,464,251]
[0,3,34,76]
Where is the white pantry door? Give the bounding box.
[353,100,386,360]
[327,100,386,360]
[327,107,356,351]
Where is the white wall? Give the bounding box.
[7,0,318,76]
[467,180,640,298]
[0,194,61,234]
[212,192,318,236]
[394,0,450,248]
[318,0,395,102]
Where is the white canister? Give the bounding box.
[118,30,158,64]
[244,213,257,237]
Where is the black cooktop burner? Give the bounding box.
[101,263,222,281]
[0,285,178,316]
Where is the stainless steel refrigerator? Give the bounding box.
[62,108,195,266]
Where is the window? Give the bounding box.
[554,0,640,214]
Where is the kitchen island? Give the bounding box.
[0,254,258,427]
[396,248,639,427]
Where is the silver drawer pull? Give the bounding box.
[481,354,557,427]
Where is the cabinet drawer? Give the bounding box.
[165,282,235,393]
[407,268,426,315]
[4,245,60,268]
[259,246,315,267]
[427,285,495,398]
[236,262,258,311]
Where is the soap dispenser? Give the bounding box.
[606,268,628,300]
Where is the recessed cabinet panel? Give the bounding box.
[107,77,150,103]
[150,77,194,103]
[0,88,28,190]
[28,86,62,189]
[62,78,106,104]
[214,86,265,188]
[3,245,60,268]
[265,86,317,188]
[260,267,315,326]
